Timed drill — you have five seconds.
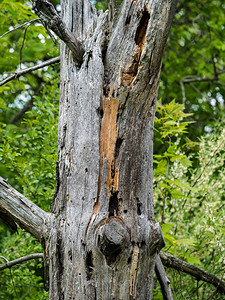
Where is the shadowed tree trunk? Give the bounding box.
[0,0,177,298]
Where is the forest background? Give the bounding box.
[0,0,225,299]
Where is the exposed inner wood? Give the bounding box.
[94,86,119,215]
[129,243,140,296]
[121,8,150,86]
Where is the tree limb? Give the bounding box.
[160,251,225,294]
[155,256,174,300]
[31,0,84,62]
[0,253,44,271]
[0,176,49,241]
[0,56,60,87]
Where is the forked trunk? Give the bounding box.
[48,0,177,298]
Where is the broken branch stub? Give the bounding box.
[149,222,165,255]
[31,0,84,63]
[97,217,165,259]
[98,217,129,257]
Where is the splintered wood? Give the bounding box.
[100,91,119,194]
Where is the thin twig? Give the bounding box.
[182,76,225,85]
[0,18,40,40]
[20,24,31,68]
[44,25,60,49]
[204,16,218,81]
[0,56,60,87]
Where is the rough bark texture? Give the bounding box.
[0,176,49,241]
[46,0,177,299]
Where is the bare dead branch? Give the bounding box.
[182,76,219,84]
[160,251,225,294]
[0,253,44,271]
[0,17,60,50]
[20,23,31,68]
[0,56,60,87]
[0,18,40,40]
[31,0,84,62]
[0,176,50,241]
[155,256,174,300]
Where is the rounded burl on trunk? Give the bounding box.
[97,217,129,259]
[97,217,164,260]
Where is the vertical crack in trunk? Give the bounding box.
[121,8,150,86]
[56,232,64,299]
[86,250,94,280]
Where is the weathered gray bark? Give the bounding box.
[0,0,177,298]
[47,0,177,299]
[0,176,49,241]
[155,256,173,299]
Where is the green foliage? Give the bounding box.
[0,74,59,298]
[0,75,59,210]
[159,0,225,139]
[153,100,225,299]
[0,0,60,125]
[0,228,48,300]
[0,0,60,297]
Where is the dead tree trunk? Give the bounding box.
[1,0,177,299]
[47,0,177,298]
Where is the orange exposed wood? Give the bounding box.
[113,168,119,192]
[100,98,118,161]
[100,95,119,194]
[92,87,119,218]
